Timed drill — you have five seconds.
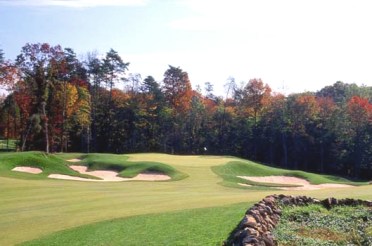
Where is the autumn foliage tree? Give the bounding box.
[163,65,192,114]
[3,44,372,179]
[346,96,372,177]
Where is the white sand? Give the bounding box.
[48,165,171,182]
[238,175,353,190]
[48,174,99,182]
[68,165,127,181]
[131,173,171,181]
[12,166,43,174]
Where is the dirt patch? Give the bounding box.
[237,175,353,190]
[66,158,81,162]
[12,166,42,174]
[48,165,171,182]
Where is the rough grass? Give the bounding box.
[274,204,372,245]
[1,152,371,245]
[212,160,367,188]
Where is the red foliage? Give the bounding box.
[347,96,372,124]
[0,62,19,91]
[317,97,336,119]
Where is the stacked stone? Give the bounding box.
[225,195,282,246]
[225,195,372,246]
[322,197,372,209]
[277,194,320,206]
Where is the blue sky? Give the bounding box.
[1,0,372,95]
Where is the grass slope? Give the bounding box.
[0,152,371,245]
[0,152,187,181]
[212,160,367,188]
[0,151,96,180]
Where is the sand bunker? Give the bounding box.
[67,165,127,181]
[238,175,353,190]
[12,166,43,174]
[48,165,171,182]
[131,173,171,181]
[67,158,81,162]
[48,174,100,181]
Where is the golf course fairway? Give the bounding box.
[0,152,371,245]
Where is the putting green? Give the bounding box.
[1,153,371,245]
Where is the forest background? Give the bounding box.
[1,43,372,180]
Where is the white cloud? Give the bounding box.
[166,0,372,94]
[0,0,148,7]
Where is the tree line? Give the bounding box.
[1,43,372,179]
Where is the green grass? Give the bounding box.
[1,152,371,245]
[0,151,97,180]
[0,152,187,181]
[69,153,188,181]
[22,202,251,246]
[274,204,372,245]
[212,160,367,188]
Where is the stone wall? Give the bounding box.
[225,194,372,246]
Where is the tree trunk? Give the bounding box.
[320,141,324,173]
[41,102,49,153]
[281,132,288,168]
[22,119,32,151]
[6,110,10,149]
[60,81,67,152]
[86,126,90,153]
[354,132,361,179]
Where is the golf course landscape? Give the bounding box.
[1,151,371,245]
[2,1,372,244]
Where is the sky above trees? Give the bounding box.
[1,0,372,95]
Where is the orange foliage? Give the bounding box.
[203,97,218,113]
[294,94,320,118]
[111,88,130,108]
[316,97,336,119]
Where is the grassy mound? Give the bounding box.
[21,202,251,246]
[212,160,366,188]
[0,152,187,181]
[0,151,97,180]
[57,153,188,181]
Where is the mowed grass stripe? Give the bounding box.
[22,202,251,246]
